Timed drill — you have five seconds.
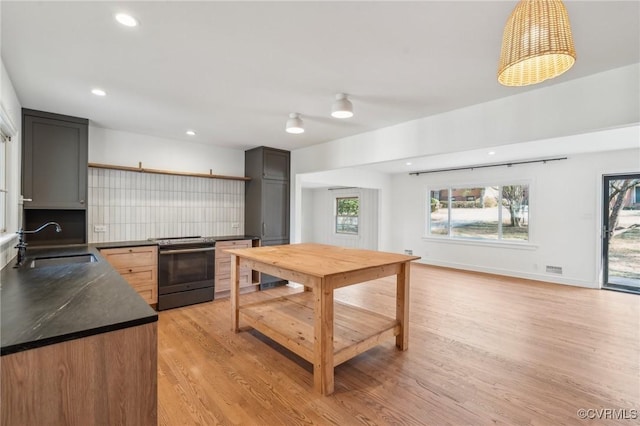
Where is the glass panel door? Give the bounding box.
[603,174,640,293]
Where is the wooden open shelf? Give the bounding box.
[88,162,250,182]
[239,292,400,367]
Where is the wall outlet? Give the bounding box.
[231,223,240,229]
[546,265,563,275]
[94,225,107,233]
[404,249,413,255]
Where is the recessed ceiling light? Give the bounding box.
[405,162,412,166]
[115,13,138,27]
[488,151,496,155]
[186,130,196,136]
[91,88,106,96]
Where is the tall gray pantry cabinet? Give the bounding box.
[244,146,290,288]
[21,109,88,245]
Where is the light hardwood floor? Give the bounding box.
[158,264,640,425]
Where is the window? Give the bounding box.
[336,197,359,234]
[0,135,6,233]
[429,189,448,235]
[0,105,17,235]
[428,184,529,242]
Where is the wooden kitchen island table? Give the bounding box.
[226,243,420,395]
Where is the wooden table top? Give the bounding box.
[224,243,421,279]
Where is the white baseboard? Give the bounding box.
[416,259,599,289]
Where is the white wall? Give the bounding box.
[301,187,378,250]
[290,65,640,288]
[300,187,315,243]
[89,127,244,177]
[292,64,639,174]
[296,167,392,249]
[0,59,22,268]
[87,127,247,243]
[389,146,640,288]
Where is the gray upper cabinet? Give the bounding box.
[245,146,290,244]
[263,149,290,181]
[22,109,88,209]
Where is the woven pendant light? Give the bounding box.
[498,0,576,86]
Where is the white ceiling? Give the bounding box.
[2,1,639,155]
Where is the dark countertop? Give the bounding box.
[1,235,259,356]
[1,245,158,356]
[91,239,158,249]
[209,235,260,242]
[90,235,259,249]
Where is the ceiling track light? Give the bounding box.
[331,93,354,118]
[286,113,304,134]
[498,0,576,86]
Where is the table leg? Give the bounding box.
[313,278,334,395]
[230,254,240,332]
[396,261,410,350]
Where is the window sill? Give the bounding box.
[421,236,538,250]
[333,233,360,239]
[0,232,17,248]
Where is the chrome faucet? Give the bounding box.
[14,222,62,267]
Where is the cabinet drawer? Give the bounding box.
[101,246,158,305]
[215,240,251,259]
[216,272,251,293]
[216,240,252,249]
[132,283,158,304]
[216,260,250,276]
[118,265,157,286]
[101,246,158,269]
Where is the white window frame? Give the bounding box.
[0,135,7,233]
[0,103,17,235]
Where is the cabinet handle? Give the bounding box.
[129,249,133,252]
[262,222,266,235]
[80,200,85,204]
[129,269,133,273]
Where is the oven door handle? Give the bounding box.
[159,247,216,255]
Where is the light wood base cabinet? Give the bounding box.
[101,246,158,305]
[215,240,259,298]
[1,323,157,426]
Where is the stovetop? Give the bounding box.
[150,236,216,246]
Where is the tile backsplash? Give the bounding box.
[88,168,244,243]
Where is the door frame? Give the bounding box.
[602,173,640,293]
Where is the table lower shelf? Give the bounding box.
[239,291,400,366]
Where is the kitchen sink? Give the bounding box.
[29,253,98,268]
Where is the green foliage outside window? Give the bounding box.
[336,197,359,234]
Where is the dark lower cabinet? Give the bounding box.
[259,239,290,289]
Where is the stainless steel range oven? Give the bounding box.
[154,237,215,310]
